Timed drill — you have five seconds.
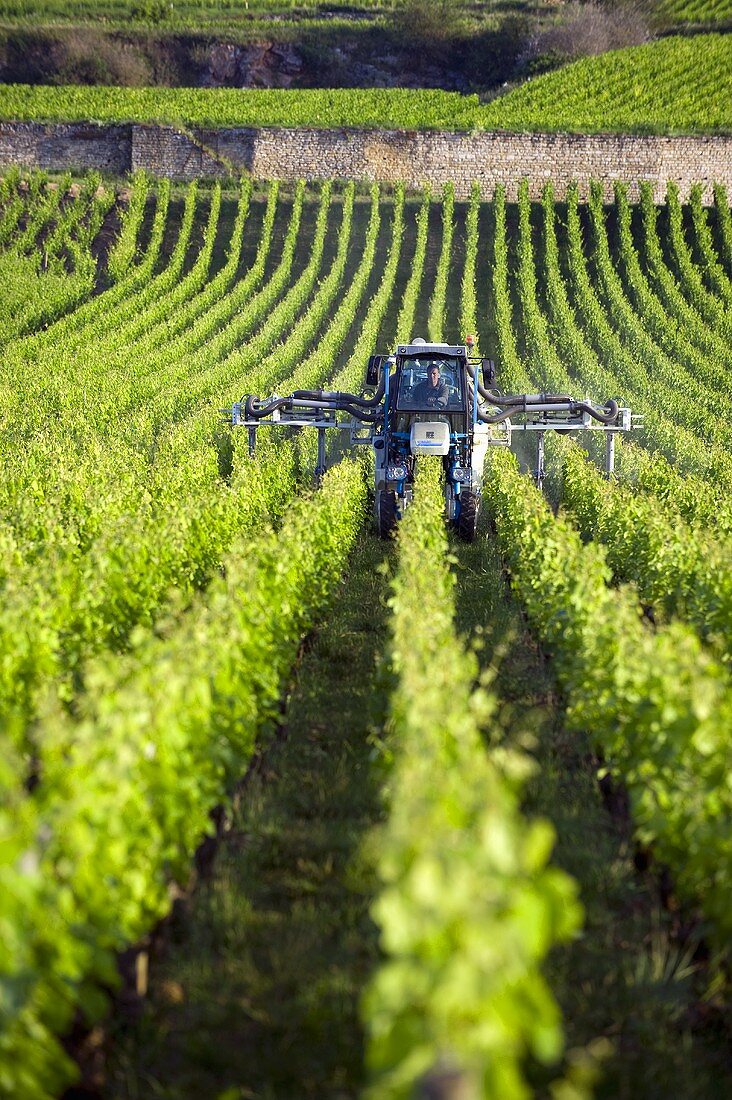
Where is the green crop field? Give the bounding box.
[0,0,514,35]
[1,169,731,1098]
[0,85,486,130]
[7,0,729,35]
[480,33,732,133]
[2,33,731,134]
[1,0,389,31]
[658,0,732,24]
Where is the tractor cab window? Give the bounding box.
[395,356,463,411]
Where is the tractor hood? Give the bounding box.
[410,420,451,456]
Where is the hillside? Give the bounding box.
[4,0,730,94]
[481,33,732,134]
[1,34,731,135]
[0,1,535,93]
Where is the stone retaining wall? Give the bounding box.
[2,120,732,202]
[0,121,131,175]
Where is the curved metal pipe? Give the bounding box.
[466,362,506,403]
[466,364,619,425]
[244,378,386,421]
[574,398,619,424]
[343,404,382,422]
[477,406,515,424]
[244,394,291,419]
[476,396,619,425]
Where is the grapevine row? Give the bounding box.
[363,459,581,1100]
[0,460,366,1100]
[484,449,732,954]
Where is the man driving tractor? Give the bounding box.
[412,363,449,408]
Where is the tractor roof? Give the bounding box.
[396,343,466,357]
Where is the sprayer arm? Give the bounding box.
[243,378,386,423]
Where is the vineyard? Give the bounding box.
[658,0,732,25]
[2,36,732,134]
[2,0,730,34]
[1,170,731,1099]
[0,86,485,132]
[0,0,397,27]
[478,34,732,134]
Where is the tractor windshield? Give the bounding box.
[395,355,464,411]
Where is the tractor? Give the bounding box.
[227,337,634,541]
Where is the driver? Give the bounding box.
[412,364,449,409]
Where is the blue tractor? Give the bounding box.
[229,336,632,542]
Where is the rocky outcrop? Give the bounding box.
[0,28,479,92]
[202,41,304,89]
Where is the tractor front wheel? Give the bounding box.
[457,489,479,542]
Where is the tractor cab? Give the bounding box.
[394,352,465,412]
[374,342,483,539]
[392,351,467,439]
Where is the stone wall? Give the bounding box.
[0,122,131,174]
[2,120,732,202]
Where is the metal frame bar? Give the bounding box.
[535,431,546,488]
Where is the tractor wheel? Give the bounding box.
[377,490,398,539]
[457,489,479,542]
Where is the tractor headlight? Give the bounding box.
[452,467,471,483]
[386,464,408,481]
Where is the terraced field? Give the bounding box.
[659,0,732,25]
[1,173,731,1099]
[2,40,732,134]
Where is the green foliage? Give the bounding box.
[0,0,396,24]
[0,170,116,345]
[240,181,358,399]
[362,460,582,1098]
[330,184,405,396]
[427,181,454,344]
[3,171,732,1094]
[490,184,528,391]
[481,34,732,134]
[1,36,730,133]
[106,170,150,283]
[485,170,732,968]
[657,0,732,26]
[391,0,469,44]
[274,183,381,395]
[129,0,172,23]
[0,461,365,1097]
[484,449,732,957]
[557,437,732,661]
[0,85,484,131]
[0,176,406,1094]
[459,180,480,353]
[393,188,430,344]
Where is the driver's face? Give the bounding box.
[428,367,440,386]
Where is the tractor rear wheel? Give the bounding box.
[377,490,398,538]
[457,489,479,542]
